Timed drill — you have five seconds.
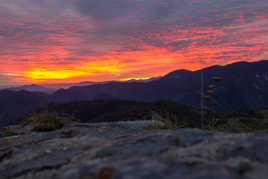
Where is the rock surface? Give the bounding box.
[0,120,268,179]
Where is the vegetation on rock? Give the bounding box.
[22,111,74,132]
[0,128,17,138]
[1,100,267,134]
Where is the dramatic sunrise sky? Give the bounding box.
[0,0,268,86]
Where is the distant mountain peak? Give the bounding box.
[164,69,192,79]
[51,59,268,111]
[5,84,55,94]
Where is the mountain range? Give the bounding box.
[0,77,162,92]
[0,60,268,126]
[4,84,56,94]
[0,90,49,126]
[52,60,268,110]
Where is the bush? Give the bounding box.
[149,111,186,130]
[0,128,17,138]
[22,111,72,132]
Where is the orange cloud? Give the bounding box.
[0,0,268,86]
[23,60,124,83]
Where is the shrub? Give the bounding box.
[210,117,268,133]
[22,111,72,132]
[0,128,17,138]
[149,111,185,130]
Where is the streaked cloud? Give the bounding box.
[0,0,267,86]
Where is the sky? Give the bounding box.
[0,0,268,87]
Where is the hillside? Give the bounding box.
[52,60,268,110]
[0,90,49,126]
[1,60,268,127]
[41,100,200,125]
[5,84,55,94]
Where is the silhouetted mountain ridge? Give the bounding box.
[0,90,49,126]
[1,60,268,127]
[52,60,268,110]
[5,84,55,94]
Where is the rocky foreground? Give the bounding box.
[1,121,268,179]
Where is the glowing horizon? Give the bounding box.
[0,0,268,87]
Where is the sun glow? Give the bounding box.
[26,69,87,80]
[121,77,151,81]
[25,60,123,81]
[79,60,123,73]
